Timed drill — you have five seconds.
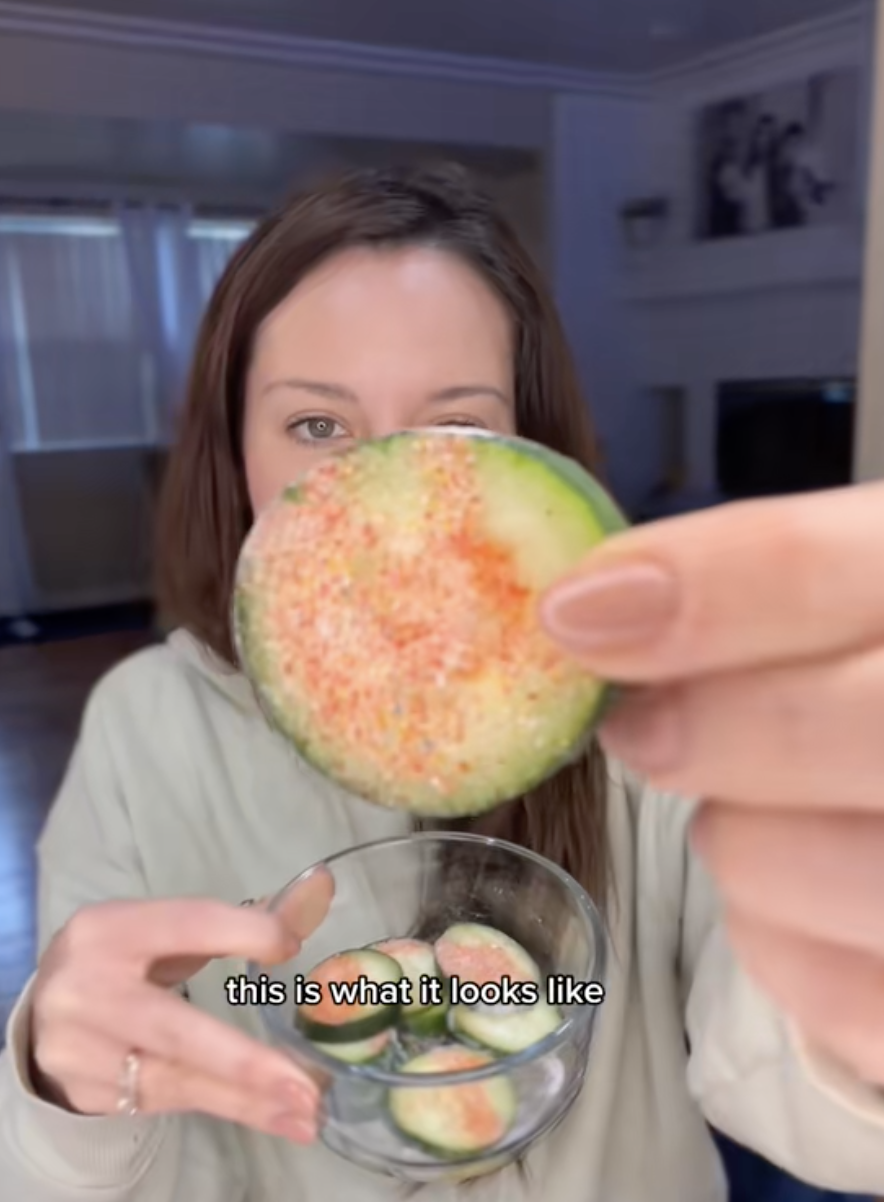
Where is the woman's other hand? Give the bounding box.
[539,482,884,1087]
[28,868,334,1143]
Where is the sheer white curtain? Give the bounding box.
[116,206,253,439]
[0,205,255,453]
[0,214,150,451]
[0,205,255,615]
[117,203,198,442]
[189,218,250,306]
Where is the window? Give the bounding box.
[0,209,256,453]
[187,218,255,305]
[0,214,149,451]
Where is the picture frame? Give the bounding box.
[694,67,861,241]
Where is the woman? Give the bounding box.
[0,163,882,1202]
[741,113,777,233]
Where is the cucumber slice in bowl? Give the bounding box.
[369,938,443,1011]
[388,1045,517,1159]
[309,1028,393,1065]
[450,1000,563,1055]
[403,1002,450,1039]
[434,923,541,1012]
[233,428,627,818]
[295,949,403,1044]
[369,938,449,1034]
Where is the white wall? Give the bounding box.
[631,289,862,491]
[542,8,876,518]
[619,6,874,503]
[550,92,657,513]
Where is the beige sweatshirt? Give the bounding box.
[1,629,883,1202]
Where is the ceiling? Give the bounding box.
[19,0,867,72]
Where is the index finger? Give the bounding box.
[99,899,301,968]
[539,482,884,682]
[272,866,335,943]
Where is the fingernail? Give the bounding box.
[541,562,677,650]
[598,690,683,771]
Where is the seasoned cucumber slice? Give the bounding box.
[309,1028,393,1064]
[434,923,541,994]
[450,1000,562,1054]
[295,949,403,1044]
[403,1001,450,1038]
[387,1045,517,1158]
[369,938,443,1013]
[233,428,627,817]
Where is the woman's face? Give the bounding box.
[242,245,517,514]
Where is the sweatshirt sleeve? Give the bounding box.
[0,666,245,1202]
[673,788,884,1195]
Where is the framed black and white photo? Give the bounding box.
[694,68,860,240]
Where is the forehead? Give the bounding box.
[250,245,513,383]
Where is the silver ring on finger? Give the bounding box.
[116,1049,142,1117]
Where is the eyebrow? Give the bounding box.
[263,379,510,405]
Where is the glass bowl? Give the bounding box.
[246,831,607,1185]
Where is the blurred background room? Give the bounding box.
[0,1,881,1197]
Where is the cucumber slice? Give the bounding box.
[434,924,541,999]
[403,1001,450,1038]
[309,1028,393,1064]
[387,1045,517,1158]
[295,949,403,1044]
[450,1000,562,1055]
[370,937,445,1014]
[233,428,627,818]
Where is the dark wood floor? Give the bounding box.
[0,631,152,1041]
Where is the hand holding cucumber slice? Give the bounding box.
[233,429,626,817]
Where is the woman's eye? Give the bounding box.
[289,416,348,443]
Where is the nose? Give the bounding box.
[366,420,411,440]
[360,395,425,442]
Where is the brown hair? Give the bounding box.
[155,161,612,909]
